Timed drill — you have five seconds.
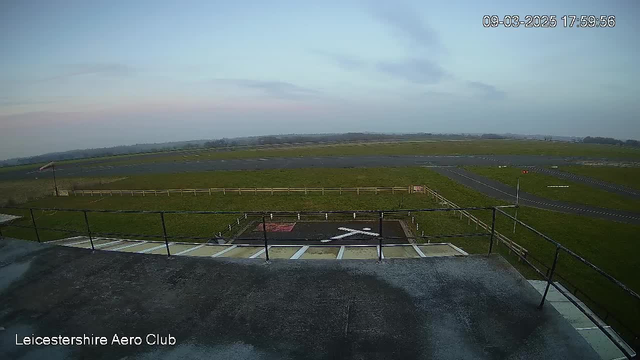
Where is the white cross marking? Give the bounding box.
[321,227,380,242]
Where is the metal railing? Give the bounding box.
[0,205,505,258]
[0,203,637,357]
[494,207,638,359]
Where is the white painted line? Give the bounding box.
[138,243,172,254]
[49,236,85,243]
[94,240,123,248]
[412,244,427,258]
[337,246,345,259]
[66,239,91,246]
[575,326,611,331]
[175,244,204,256]
[250,247,269,259]
[290,246,309,259]
[111,241,147,251]
[448,243,469,256]
[211,245,237,257]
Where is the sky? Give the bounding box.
[1,0,639,160]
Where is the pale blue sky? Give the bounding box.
[1,0,638,159]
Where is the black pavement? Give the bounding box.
[0,155,618,181]
[431,167,640,225]
[522,166,640,199]
[0,238,598,360]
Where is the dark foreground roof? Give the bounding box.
[0,238,598,360]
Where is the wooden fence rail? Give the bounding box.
[422,186,528,259]
[70,186,417,197]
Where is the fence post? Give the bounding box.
[262,216,270,261]
[83,210,95,250]
[488,208,496,254]
[0,224,4,239]
[539,246,560,309]
[160,212,170,257]
[29,208,41,243]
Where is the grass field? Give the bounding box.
[1,166,639,342]
[465,166,640,212]
[561,166,640,191]
[0,177,126,206]
[4,139,632,172]
[89,139,640,167]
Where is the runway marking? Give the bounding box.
[290,246,309,259]
[94,240,123,248]
[211,245,237,257]
[111,241,147,251]
[321,227,380,242]
[175,244,204,256]
[442,168,640,221]
[249,247,269,258]
[139,243,172,254]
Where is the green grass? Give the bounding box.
[464,166,640,212]
[561,166,640,191]
[1,166,639,342]
[81,167,437,190]
[0,177,126,206]
[82,139,640,168]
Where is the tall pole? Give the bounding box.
[52,164,59,197]
[513,177,519,234]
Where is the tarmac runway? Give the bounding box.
[430,167,640,225]
[0,154,618,181]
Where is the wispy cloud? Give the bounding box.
[377,58,446,84]
[311,50,366,71]
[210,79,321,100]
[368,1,444,53]
[467,81,507,100]
[38,63,137,82]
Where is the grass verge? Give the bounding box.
[464,166,640,212]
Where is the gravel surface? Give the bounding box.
[0,238,598,360]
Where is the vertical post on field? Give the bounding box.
[513,177,520,233]
[378,211,383,261]
[262,216,269,261]
[83,210,95,250]
[29,208,41,243]
[52,164,59,197]
[539,246,560,309]
[160,212,170,256]
[488,208,496,254]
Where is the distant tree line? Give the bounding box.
[5,132,637,168]
[583,136,640,147]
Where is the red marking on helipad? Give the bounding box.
[256,223,296,232]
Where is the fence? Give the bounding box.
[422,186,528,258]
[69,186,416,197]
[0,204,637,357]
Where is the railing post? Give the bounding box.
[378,211,383,261]
[160,212,170,257]
[488,208,496,254]
[29,208,41,243]
[262,216,270,261]
[539,246,560,309]
[83,210,95,250]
